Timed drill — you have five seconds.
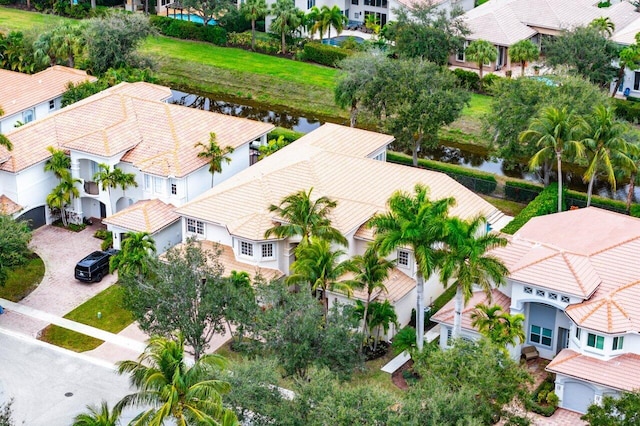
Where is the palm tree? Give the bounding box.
[270,0,302,54]
[321,5,347,40]
[47,175,80,226]
[287,239,357,315]
[93,163,138,215]
[471,304,525,349]
[112,167,139,197]
[109,231,156,277]
[73,401,121,426]
[589,16,615,37]
[581,105,635,206]
[241,0,268,51]
[195,132,234,188]
[0,105,12,152]
[305,6,322,40]
[369,184,455,351]
[117,334,237,426]
[366,300,398,350]
[44,146,71,182]
[509,39,539,77]
[520,106,585,212]
[612,40,640,96]
[439,216,508,339]
[264,188,348,247]
[350,246,395,338]
[465,39,497,87]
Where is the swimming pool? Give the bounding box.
[169,13,216,25]
[322,36,365,47]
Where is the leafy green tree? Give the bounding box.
[0,215,32,287]
[62,80,109,107]
[119,239,227,361]
[439,215,508,338]
[364,299,397,349]
[183,0,231,26]
[320,5,347,40]
[117,334,237,425]
[0,31,40,74]
[72,401,121,426]
[465,39,497,84]
[287,239,357,314]
[109,231,156,277]
[258,135,290,159]
[218,270,259,348]
[581,105,635,206]
[34,22,86,68]
[241,0,268,50]
[270,0,302,54]
[509,39,539,76]
[44,146,71,182]
[0,106,12,152]
[581,390,640,425]
[195,132,234,188]
[391,326,417,355]
[471,304,525,348]
[264,187,347,247]
[520,106,586,210]
[369,184,454,350]
[545,25,618,87]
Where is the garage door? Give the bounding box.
[17,206,46,230]
[563,381,595,413]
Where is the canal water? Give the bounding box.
[171,89,637,202]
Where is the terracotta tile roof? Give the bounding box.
[430,288,511,331]
[105,81,172,101]
[0,194,22,215]
[0,66,96,118]
[344,267,416,304]
[0,82,273,176]
[547,349,640,392]
[103,199,179,234]
[176,124,501,241]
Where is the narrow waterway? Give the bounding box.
[171,89,638,202]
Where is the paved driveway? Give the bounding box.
[0,224,117,337]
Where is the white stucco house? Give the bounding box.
[0,81,273,252]
[432,207,640,414]
[175,122,507,337]
[0,66,95,134]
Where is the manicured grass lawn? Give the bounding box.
[0,7,72,32]
[463,93,493,119]
[39,284,134,352]
[480,194,527,217]
[0,254,45,302]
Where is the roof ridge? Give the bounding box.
[576,298,606,324]
[590,234,640,256]
[561,251,592,296]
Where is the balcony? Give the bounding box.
[84,181,99,195]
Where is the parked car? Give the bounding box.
[74,249,118,283]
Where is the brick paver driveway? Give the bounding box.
[0,224,117,337]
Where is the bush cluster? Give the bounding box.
[302,42,351,67]
[453,68,480,91]
[504,180,543,203]
[387,151,498,194]
[613,98,640,123]
[480,73,504,92]
[149,15,227,45]
[524,376,558,417]
[267,127,304,144]
[227,32,280,55]
[502,183,564,234]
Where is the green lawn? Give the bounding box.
[463,93,493,119]
[39,284,134,352]
[0,7,72,33]
[0,254,45,302]
[480,194,527,217]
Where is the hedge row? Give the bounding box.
[504,180,544,203]
[302,42,351,67]
[613,98,640,123]
[149,15,227,45]
[501,183,563,234]
[267,127,304,144]
[387,151,498,194]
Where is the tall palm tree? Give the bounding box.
[520,106,585,212]
[264,188,348,247]
[109,231,156,277]
[366,300,398,350]
[438,216,508,339]
[270,0,302,54]
[117,334,237,426]
[305,6,322,40]
[321,5,347,40]
[471,304,525,349]
[44,146,71,182]
[47,175,81,226]
[241,0,268,51]
[369,184,455,351]
[581,105,635,206]
[287,239,357,315]
[93,163,138,214]
[509,39,539,77]
[195,132,234,188]
[350,246,395,337]
[465,39,497,87]
[73,401,121,426]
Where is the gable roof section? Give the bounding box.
[0,82,274,176]
[102,199,179,234]
[0,66,96,118]
[346,267,416,304]
[0,195,22,215]
[431,288,511,331]
[547,349,640,392]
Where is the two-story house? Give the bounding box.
[0,66,95,133]
[432,207,640,413]
[175,122,506,336]
[0,81,273,251]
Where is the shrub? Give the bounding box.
[504,180,543,203]
[613,98,640,123]
[481,73,503,92]
[565,189,628,214]
[546,392,559,407]
[216,7,251,33]
[267,127,304,144]
[453,68,480,91]
[227,31,280,55]
[391,326,416,354]
[387,151,498,194]
[502,183,564,234]
[525,377,557,417]
[101,232,113,250]
[149,15,227,45]
[302,42,351,67]
[94,229,111,240]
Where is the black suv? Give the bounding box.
[74,249,118,283]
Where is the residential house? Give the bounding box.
[175,122,506,336]
[0,66,95,133]
[432,207,640,413]
[0,81,273,251]
[454,0,639,74]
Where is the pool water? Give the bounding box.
[169,13,216,25]
[322,35,365,47]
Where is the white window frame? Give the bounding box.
[612,336,624,351]
[587,333,605,350]
[261,243,274,259]
[397,250,409,267]
[23,109,34,123]
[153,176,164,194]
[170,180,177,195]
[456,41,467,62]
[240,240,254,257]
[187,218,204,236]
[144,174,152,191]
